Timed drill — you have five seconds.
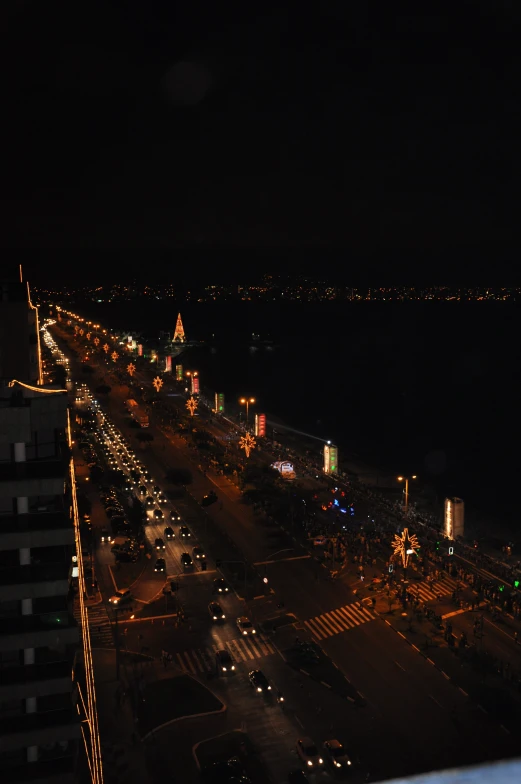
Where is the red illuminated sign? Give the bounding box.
[255,413,266,438]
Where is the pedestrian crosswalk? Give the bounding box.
[304,601,375,641]
[73,600,114,648]
[406,573,459,604]
[174,634,276,675]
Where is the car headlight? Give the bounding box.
[222,667,227,671]
[335,761,342,768]
[213,616,217,620]
[257,687,262,692]
[252,629,256,633]
[231,665,235,670]
[318,758,323,765]
[347,761,352,766]
[243,630,247,635]
[267,685,271,690]
[307,760,313,766]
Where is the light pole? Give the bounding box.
[397,475,417,514]
[239,397,255,427]
[186,371,198,394]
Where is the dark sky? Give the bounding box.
[1,1,520,276]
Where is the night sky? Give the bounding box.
[1,2,519,274]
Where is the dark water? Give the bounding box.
[75,300,520,536]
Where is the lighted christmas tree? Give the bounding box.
[173,313,186,342]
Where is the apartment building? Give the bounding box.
[0,280,80,783]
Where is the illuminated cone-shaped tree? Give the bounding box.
[173,312,186,342]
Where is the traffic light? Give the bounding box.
[514,579,520,589]
[436,541,440,551]
[499,584,505,593]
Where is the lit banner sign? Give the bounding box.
[176,364,183,381]
[192,376,200,395]
[165,356,172,372]
[444,497,464,540]
[323,444,338,475]
[138,344,143,356]
[255,413,266,437]
[271,460,296,480]
[215,392,225,413]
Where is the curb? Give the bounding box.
[287,663,362,705]
[192,728,247,771]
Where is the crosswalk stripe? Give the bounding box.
[336,605,361,626]
[310,615,333,636]
[226,640,248,661]
[330,608,356,629]
[322,612,345,634]
[191,649,204,670]
[184,650,199,674]
[305,618,326,639]
[357,604,375,621]
[237,638,256,660]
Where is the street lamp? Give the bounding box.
[239,397,255,426]
[397,475,417,513]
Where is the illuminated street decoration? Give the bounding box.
[74,325,79,333]
[215,392,225,413]
[255,413,266,437]
[192,375,200,395]
[153,375,163,392]
[176,364,183,381]
[392,528,420,568]
[173,312,186,342]
[103,343,109,353]
[93,337,100,346]
[444,497,464,540]
[111,351,118,362]
[239,432,256,458]
[186,395,198,416]
[165,355,172,372]
[86,332,91,340]
[79,328,84,336]
[323,443,338,474]
[127,363,136,377]
[138,343,143,356]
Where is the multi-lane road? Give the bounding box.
[58,322,520,784]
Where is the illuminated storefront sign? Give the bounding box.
[255,413,266,437]
[138,344,143,356]
[323,444,338,475]
[444,497,464,540]
[176,364,183,381]
[271,460,296,480]
[215,392,225,413]
[165,356,172,372]
[192,376,200,395]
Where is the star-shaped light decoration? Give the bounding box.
[103,343,109,353]
[239,432,256,459]
[79,328,84,336]
[153,376,163,392]
[111,351,119,363]
[86,332,91,340]
[94,336,100,346]
[186,395,198,417]
[392,527,420,569]
[127,362,136,377]
[74,325,79,334]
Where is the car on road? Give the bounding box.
[169,510,181,522]
[155,538,166,550]
[164,527,175,540]
[201,491,217,507]
[237,617,256,635]
[138,485,147,495]
[143,471,153,482]
[152,485,161,496]
[248,669,271,692]
[213,578,229,594]
[322,739,352,770]
[181,552,193,569]
[179,525,191,538]
[313,535,328,547]
[296,738,323,769]
[100,528,114,543]
[215,649,235,673]
[153,508,164,520]
[154,558,166,572]
[208,601,225,620]
[145,496,155,508]
[109,588,132,606]
[192,546,206,560]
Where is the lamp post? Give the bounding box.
[239,397,255,427]
[397,475,417,514]
[186,371,198,394]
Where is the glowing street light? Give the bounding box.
[397,475,417,513]
[153,376,163,392]
[239,397,255,425]
[239,432,256,458]
[186,395,198,417]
